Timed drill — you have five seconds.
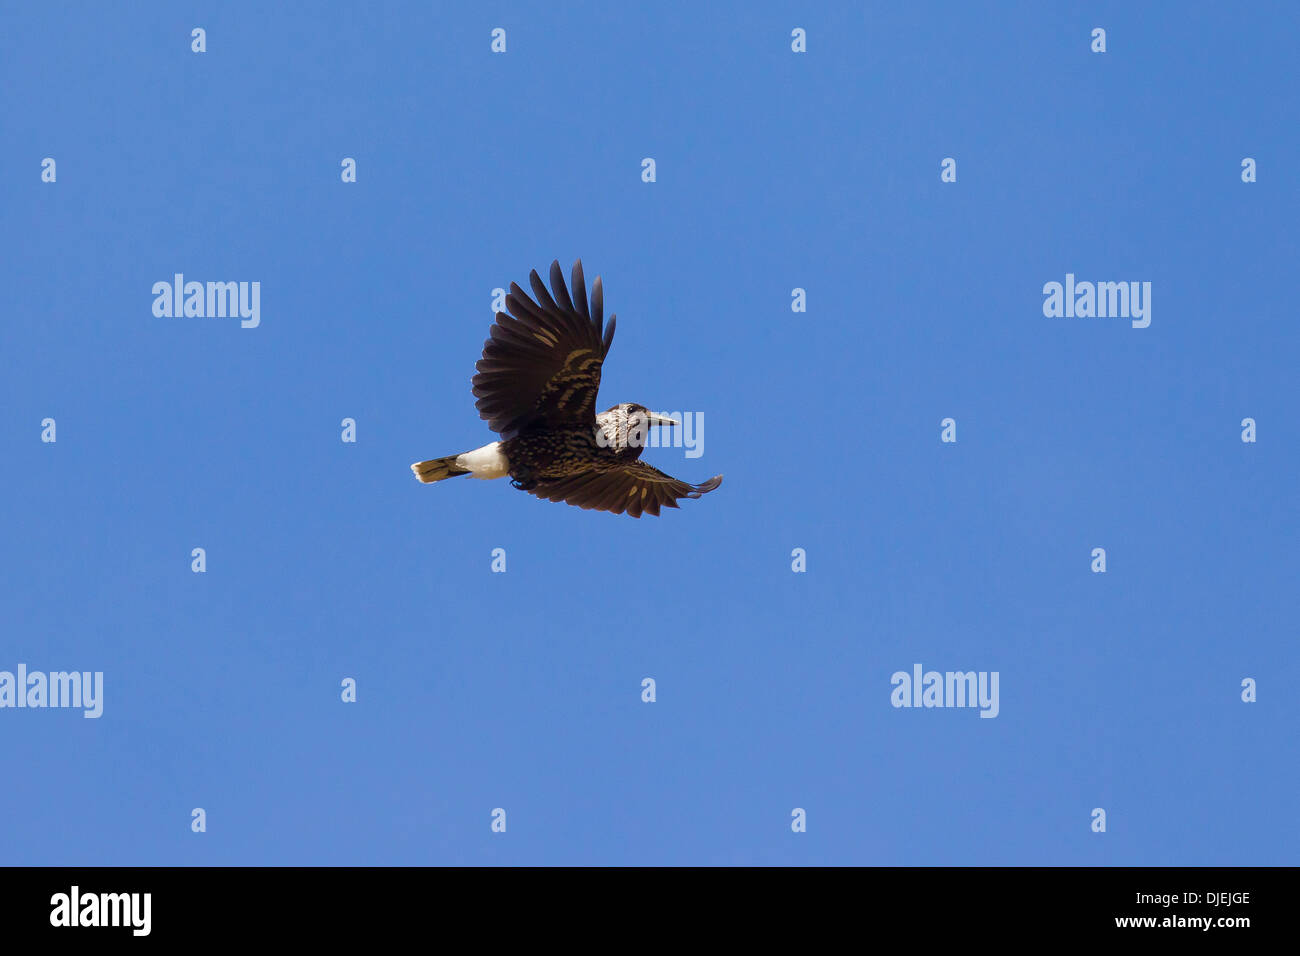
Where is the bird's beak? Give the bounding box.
[646,413,679,428]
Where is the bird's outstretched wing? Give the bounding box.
[527,461,723,518]
[472,259,616,439]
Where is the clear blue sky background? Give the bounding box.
[2,2,1296,865]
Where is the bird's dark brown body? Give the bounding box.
[411,259,722,517]
[504,425,619,490]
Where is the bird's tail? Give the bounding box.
[410,454,472,484]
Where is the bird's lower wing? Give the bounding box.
[527,461,723,518]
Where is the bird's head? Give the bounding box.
[596,403,679,455]
[622,403,681,438]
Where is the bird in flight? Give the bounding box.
[411,259,723,517]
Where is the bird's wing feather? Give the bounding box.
[472,259,615,439]
[527,461,723,518]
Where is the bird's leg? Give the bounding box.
[510,466,538,491]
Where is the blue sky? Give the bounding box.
[2,1,1296,865]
